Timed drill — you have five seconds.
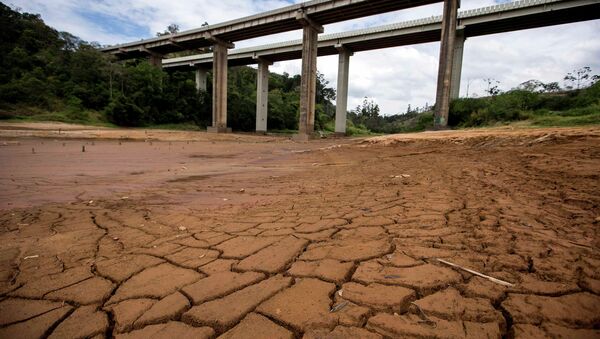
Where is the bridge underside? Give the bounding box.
[465,2,600,37]
[109,0,442,59]
[163,1,600,72]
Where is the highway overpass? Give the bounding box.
[163,0,600,70]
[102,0,443,60]
[101,0,599,135]
[160,0,600,133]
[101,0,459,136]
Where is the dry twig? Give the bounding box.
[330,301,348,313]
[435,258,514,287]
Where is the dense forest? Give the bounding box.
[0,3,338,132]
[1,3,598,134]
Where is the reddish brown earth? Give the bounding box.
[1,122,599,338]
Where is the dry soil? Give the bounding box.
[0,122,599,338]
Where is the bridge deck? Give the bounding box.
[161,0,600,70]
[102,0,442,58]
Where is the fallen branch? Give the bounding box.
[330,301,348,313]
[435,258,515,287]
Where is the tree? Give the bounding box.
[59,31,83,51]
[156,24,180,37]
[316,72,335,103]
[350,97,382,131]
[518,79,544,93]
[518,79,562,93]
[355,97,380,119]
[541,82,561,93]
[484,78,501,96]
[564,66,597,90]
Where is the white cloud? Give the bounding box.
[8,0,600,115]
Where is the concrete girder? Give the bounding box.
[295,12,324,33]
[203,33,235,49]
[162,0,600,71]
[102,0,443,57]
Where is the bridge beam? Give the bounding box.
[255,58,272,133]
[141,47,163,68]
[296,12,324,141]
[195,66,208,93]
[335,44,353,135]
[207,41,233,133]
[450,28,465,99]
[434,0,460,128]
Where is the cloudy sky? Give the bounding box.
[9,0,600,115]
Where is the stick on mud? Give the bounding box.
[435,258,515,287]
[330,301,348,313]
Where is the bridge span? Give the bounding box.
[102,0,445,137]
[160,0,599,133]
[102,0,600,136]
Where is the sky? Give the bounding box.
[7,0,600,115]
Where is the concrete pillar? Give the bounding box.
[296,13,323,140]
[335,45,352,135]
[255,58,272,133]
[208,42,232,133]
[450,29,465,99]
[195,66,208,93]
[141,46,162,68]
[149,55,162,68]
[434,0,460,128]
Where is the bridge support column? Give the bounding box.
[255,58,272,133]
[335,45,352,135]
[208,40,234,133]
[296,13,323,141]
[195,66,208,93]
[149,55,162,68]
[450,29,465,99]
[434,0,460,129]
[141,46,163,68]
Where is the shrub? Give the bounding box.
[104,95,146,126]
[449,98,488,126]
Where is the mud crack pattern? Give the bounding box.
[1,127,599,338]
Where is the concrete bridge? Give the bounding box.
[160,0,600,134]
[102,0,600,137]
[103,0,444,137]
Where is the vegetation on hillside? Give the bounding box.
[345,70,600,134]
[449,70,600,128]
[0,4,598,135]
[0,4,334,132]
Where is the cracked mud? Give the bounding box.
[1,124,599,338]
